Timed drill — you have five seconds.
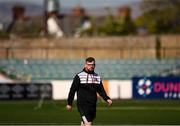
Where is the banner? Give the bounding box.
[0,83,52,100]
[133,77,180,99]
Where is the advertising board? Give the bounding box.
[0,83,52,100]
[133,77,180,99]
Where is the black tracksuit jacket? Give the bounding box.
[67,69,110,107]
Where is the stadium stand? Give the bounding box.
[0,59,179,81]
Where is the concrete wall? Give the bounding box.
[51,80,132,100]
[160,35,180,58]
[0,35,179,59]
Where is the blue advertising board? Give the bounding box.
[133,77,180,99]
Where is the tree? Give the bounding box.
[135,0,180,34]
[98,6,136,36]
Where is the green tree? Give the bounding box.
[97,14,116,36]
[98,6,136,36]
[115,8,136,35]
[135,0,180,34]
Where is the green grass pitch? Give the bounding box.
[0,99,180,125]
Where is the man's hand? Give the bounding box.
[107,99,112,106]
[66,105,72,111]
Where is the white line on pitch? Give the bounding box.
[97,107,180,110]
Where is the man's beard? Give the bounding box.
[87,68,94,73]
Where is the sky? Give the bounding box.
[60,0,141,8]
[2,0,142,9]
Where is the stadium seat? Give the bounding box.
[0,59,179,81]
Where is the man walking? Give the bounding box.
[66,57,112,126]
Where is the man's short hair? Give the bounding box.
[86,57,95,62]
